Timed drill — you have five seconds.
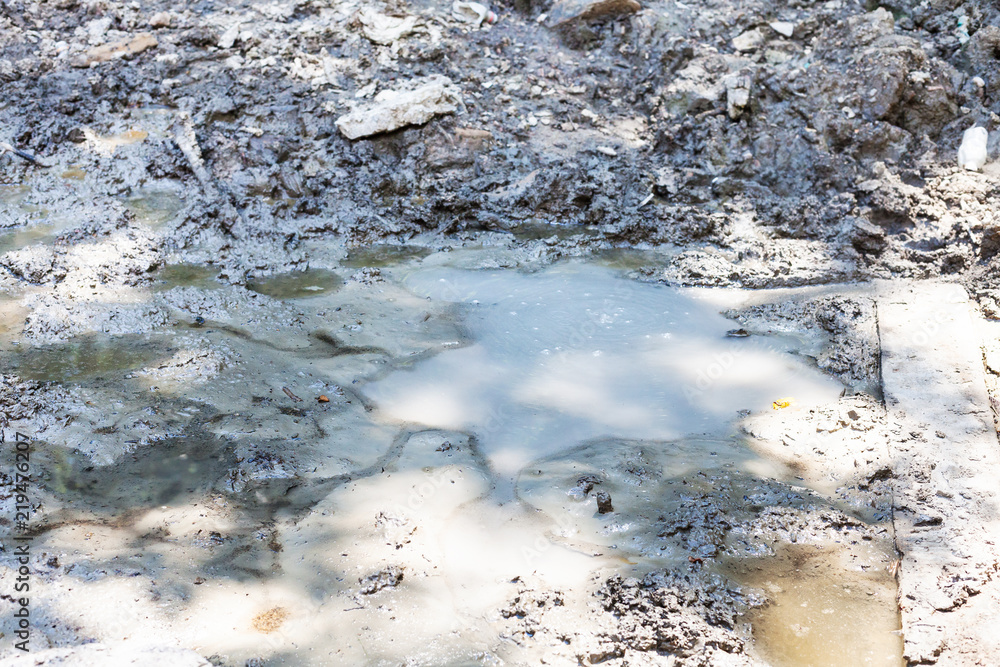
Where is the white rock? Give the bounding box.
[86,17,112,45]
[769,21,795,37]
[148,11,173,28]
[957,126,988,171]
[358,8,419,45]
[452,1,494,26]
[218,23,240,50]
[732,28,764,52]
[335,76,462,140]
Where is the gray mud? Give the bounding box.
[2,0,1000,664]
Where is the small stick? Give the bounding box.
[0,142,48,167]
[282,386,302,402]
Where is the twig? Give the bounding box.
[282,386,303,402]
[0,142,49,167]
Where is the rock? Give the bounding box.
[335,76,461,140]
[218,23,241,50]
[545,0,640,28]
[452,1,496,27]
[958,126,988,171]
[358,8,419,46]
[595,490,614,514]
[654,167,680,196]
[148,11,173,28]
[769,21,795,37]
[732,28,764,52]
[851,217,887,255]
[725,71,752,119]
[0,644,211,667]
[71,32,158,67]
[359,565,404,594]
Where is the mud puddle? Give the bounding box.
[122,186,185,228]
[727,543,903,667]
[1,333,168,382]
[150,263,222,291]
[246,268,343,299]
[1,249,901,666]
[366,259,844,485]
[0,221,59,255]
[341,244,433,268]
[36,431,234,514]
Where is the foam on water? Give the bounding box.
[364,261,845,483]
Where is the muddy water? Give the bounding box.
[366,260,844,484]
[2,334,166,382]
[2,246,902,666]
[247,268,343,299]
[728,544,903,666]
[341,244,432,268]
[123,187,185,227]
[0,221,58,255]
[151,263,222,291]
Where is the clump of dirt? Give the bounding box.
[588,571,764,667]
[358,565,404,595]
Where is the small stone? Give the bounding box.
[769,21,795,37]
[148,12,173,28]
[595,491,614,514]
[725,72,752,119]
[218,23,241,50]
[732,28,764,52]
[71,32,158,67]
